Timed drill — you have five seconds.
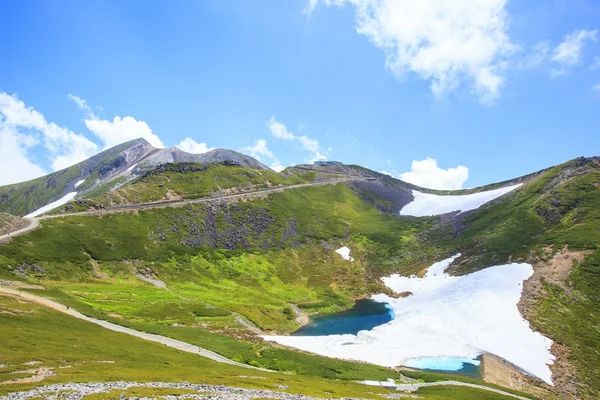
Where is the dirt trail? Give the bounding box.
[41,177,364,220]
[0,286,269,372]
[390,380,532,399]
[1,177,364,242]
[0,218,39,242]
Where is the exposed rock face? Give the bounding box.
[0,139,273,216]
[139,148,272,171]
[347,179,414,214]
[164,203,280,250]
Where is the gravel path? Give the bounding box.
[40,177,364,220]
[0,177,364,242]
[0,218,39,241]
[0,287,269,372]
[0,381,368,400]
[391,381,531,399]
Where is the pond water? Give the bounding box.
[403,355,482,378]
[292,299,393,336]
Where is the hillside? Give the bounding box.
[0,152,599,399]
[0,139,273,217]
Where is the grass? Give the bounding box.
[2,157,599,397]
[0,295,522,399]
[69,163,318,208]
[0,183,439,330]
[0,295,389,399]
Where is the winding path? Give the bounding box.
[0,218,39,241]
[0,286,532,399]
[2,177,364,242]
[386,381,531,399]
[0,286,269,372]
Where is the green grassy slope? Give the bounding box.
[0,183,438,330]
[79,163,319,207]
[0,295,524,399]
[2,156,599,398]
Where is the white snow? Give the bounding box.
[400,184,522,217]
[75,179,85,188]
[127,163,138,172]
[335,246,354,261]
[263,255,555,384]
[25,192,78,218]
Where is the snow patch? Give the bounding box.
[75,179,85,188]
[25,192,77,218]
[335,246,354,261]
[127,163,138,172]
[263,255,554,384]
[400,184,522,217]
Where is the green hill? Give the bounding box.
[1,153,599,399]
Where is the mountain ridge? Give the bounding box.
[0,138,272,216]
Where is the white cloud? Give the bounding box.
[0,128,46,185]
[304,0,319,15]
[267,116,330,163]
[308,151,328,163]
[591,56,600,70]
[84,116,164,149]
[593,83,600,91]
[400,157,469,190]
[240,138,287,172]
[518,41,551,69]
[67,94,95,118]
[270,161,286,172]
[380,170,398,178]
[176,137,214,154]
[552,29,597,67]
[240,138,274,161]
[0,92,99,183]
[267,116,295,140]
[312,0,516,101]
[69,94,164,150]
[297,135,320,153]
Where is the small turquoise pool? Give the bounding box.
[403,356,482,378]
[292,299,393,336]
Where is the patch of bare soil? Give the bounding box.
[517,245,592,399]
[481,353,557,399]
[164,189,181,201]
[0,367,56,385]
[290,304,309,327]
[83,251,110,280]
[0,213,29,236]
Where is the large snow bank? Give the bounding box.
[263,255,554,384]
[400,184,522,217]
[25,192,77,218]
[75,179,85,188]
[335,246,354,261]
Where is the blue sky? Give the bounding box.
[0,0,599,189]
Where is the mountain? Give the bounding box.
[0,139,271,216]
[0,147,599,399]
[136,147,272,171]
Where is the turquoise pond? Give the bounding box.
[403,356,482,378]
[291,299,394,336]
[291,299,481,378]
